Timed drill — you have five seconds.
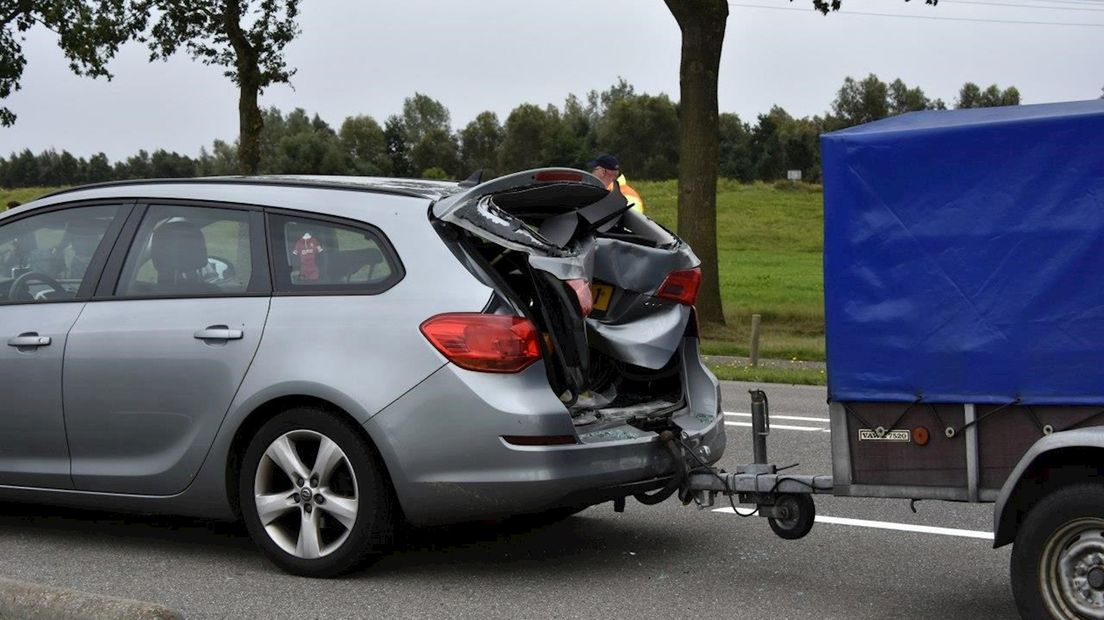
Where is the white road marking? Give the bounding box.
[724,411,830,423]
[725,421,827,432]
[712,508,993,540]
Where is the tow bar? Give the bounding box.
[674,389,833,540]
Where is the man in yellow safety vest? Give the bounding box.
[587,153,645,214]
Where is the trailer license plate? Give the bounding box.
[858,428,911,442]
[591,284,613,312]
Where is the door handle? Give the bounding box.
[193,326,244,341]
[7,333,51,348]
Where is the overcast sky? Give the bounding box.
[1,0,1101,160]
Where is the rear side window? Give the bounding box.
[116,204,256,297]
[268,213,402,295]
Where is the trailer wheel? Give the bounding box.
[1011,484,1104,619]
[768,494,816,540]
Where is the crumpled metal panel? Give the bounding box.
[440,195,567,257]
[434,170,700,370]
[584,238,699,369]
[591,238,698,295]
[587,303,691,369]
[822,100,1104,405]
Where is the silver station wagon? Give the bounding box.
[0,170,725,576]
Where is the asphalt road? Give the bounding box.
[0,381,1018,619]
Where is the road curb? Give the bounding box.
[0,577,182,619]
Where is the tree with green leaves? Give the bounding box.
[956,82,1020,108]
[1,0,137,126]
[394,93,459,177]
[135,0,302,175]
[459,111,505,177]
[663,0,937,324]
[339,115,390,176]
[499,103,558,173]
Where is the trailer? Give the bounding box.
[671,100,1104,620]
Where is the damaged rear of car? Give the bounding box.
[380,168,725,521]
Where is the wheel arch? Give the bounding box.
[223,393,398,520]
[994,432,1104,548]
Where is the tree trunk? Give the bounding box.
[222,0,262,175]
[664,0,728,325]
[237,75,262,175]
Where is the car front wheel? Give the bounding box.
[239,407,396,577]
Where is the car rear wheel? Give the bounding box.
[1011,484,1104,619]
[239,407,395,577]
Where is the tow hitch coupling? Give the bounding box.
[676,389,833,540]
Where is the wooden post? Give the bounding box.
[750,314,762,367]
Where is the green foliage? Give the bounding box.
[137,0,300,90]
[0,74,1024,188]
[383,115,412,178]
[499,104,557,172]
[0,187,67,210]
[340,115,389,176]
[459,111,504,177]
[420,167,449,180]
[0,0,137,126]
[596,93,679,179]
[956,82,1021,109]
[832,74,890,126]
[719,113,753,182]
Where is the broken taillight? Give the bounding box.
[420,313,542,373]
[565,279,593,316]
[656,267,702,306]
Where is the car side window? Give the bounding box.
[269,213,402,294]
[117,205,254,297]
[0,204,121,304]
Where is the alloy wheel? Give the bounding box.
[253,430,360,559]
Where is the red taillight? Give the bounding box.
[566,278,593,316]
[656,267,702,306]
[420,313,542,373]
[534,170,584,183]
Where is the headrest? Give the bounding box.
[150,220,208,276]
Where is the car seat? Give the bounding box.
[149,220,220,295]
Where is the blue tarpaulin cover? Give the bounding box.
[821,100,1104,405]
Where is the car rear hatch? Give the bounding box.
[430,169,707,437]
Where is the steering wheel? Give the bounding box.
[9,271,65,302]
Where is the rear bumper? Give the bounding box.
[364,342,725,526]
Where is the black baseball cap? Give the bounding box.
[586,154,619,171]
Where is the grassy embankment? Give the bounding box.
[3,182,828,385]
[637,179,825,384]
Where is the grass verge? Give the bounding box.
[707,362,826,386]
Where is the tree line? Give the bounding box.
[0,75,1019,190]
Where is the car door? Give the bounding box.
[0,203,128,488]
[63,202,271,495]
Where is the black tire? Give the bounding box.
[238,406,396,577]
[1011,484,1104,620]
[767,494,816,540]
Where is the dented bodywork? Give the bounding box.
[432,168,705,428]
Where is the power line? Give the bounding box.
[944,0,1104,11]
[727,2,1104,26]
